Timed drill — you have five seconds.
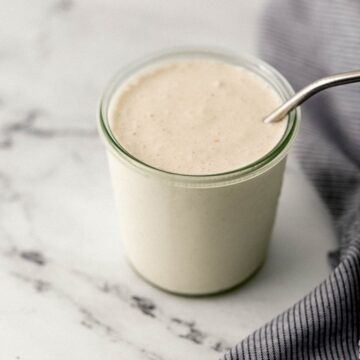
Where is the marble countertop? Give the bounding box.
[0,1,336,359]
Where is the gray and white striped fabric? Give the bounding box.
[223,1,360,359]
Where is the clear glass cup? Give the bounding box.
[98,49,300,295]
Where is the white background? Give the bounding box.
[0,1,336,359]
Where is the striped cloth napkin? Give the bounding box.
[223,1,360,359]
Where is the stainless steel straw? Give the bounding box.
[263,70,360,123]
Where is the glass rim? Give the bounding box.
[98,47,300,187]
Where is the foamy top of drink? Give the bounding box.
[109,58,286,175]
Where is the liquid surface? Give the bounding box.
[109,59,286,175]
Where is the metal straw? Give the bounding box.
[263,70,360,123]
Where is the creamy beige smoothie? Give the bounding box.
[109,60,286,175]
[99,51,299,295]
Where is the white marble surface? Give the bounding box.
[0,1,337,359]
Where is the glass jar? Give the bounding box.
[98,49,300,295]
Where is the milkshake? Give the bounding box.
[98,50,299,295]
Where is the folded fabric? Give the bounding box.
[223,1,360,358]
